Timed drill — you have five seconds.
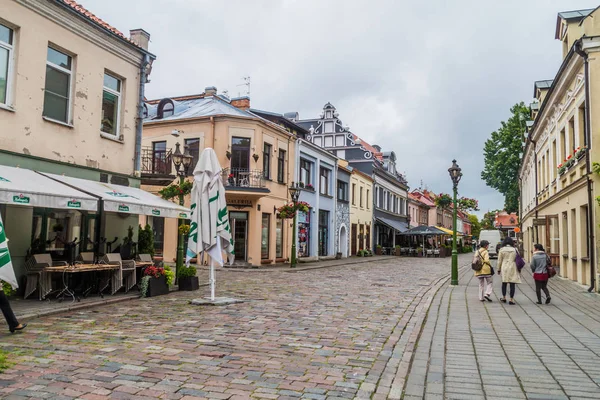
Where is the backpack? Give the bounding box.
[471,250,483,271]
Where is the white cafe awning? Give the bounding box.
[0,165,98,211]
[41,173,190,219]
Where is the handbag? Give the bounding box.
[515,249,525,271]
[546,255,557,278]
[490,265,495,276]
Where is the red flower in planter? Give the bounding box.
[567,155,572,160]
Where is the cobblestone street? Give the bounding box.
[0,256,464,400]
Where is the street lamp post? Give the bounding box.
[448,159,462,286]
[172,142,193,274]
[288,182,301,268]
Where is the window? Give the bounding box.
[43,46,72,123]
[261,213,270,259]
[152,141,168,174]
[352,183,356,205]
[325,110,332,119]
[560,128,566,162]
[337,181,348,201]
[569,117,575,153]
[101,72,121,136]
[324,121,334,133]
[324,136,333,147]
[276,218,283,258]
[335,135,345,146]
[318,210,329,256]
[277,149,286,183]
[552,140,557,180]
[184,138,200,174]
[581,205,589,257]
[314,136,322,147]
[300,159,312,186]
[0,23,14,106]
[360,187,364,207]
[578,104,586,149]
[366,189,370,209]
[320,167,330,195]
[571,208,576,258]
[156,98,174,119]
[263,143,272,179]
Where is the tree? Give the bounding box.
[481,102,529,213]
[468,214,481,239]
[480,210,500,231]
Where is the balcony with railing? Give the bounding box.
[141,147,175,186]
[222,168,269,194]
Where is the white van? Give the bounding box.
[479,230,504,258]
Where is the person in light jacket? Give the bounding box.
[530,244,551,304]
[497,237,521,305]
[0,282,27,333]
[474,240,493,302]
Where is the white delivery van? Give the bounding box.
[479,230,503,258]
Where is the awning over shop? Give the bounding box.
[0,165,97,211]
[375,215,408,233]
[398,226,447,236]
[436,226,463,236]
[41,173,190,219]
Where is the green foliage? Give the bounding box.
[458,197,479,212]
[481,102,529,213]
[434,193,453,209]
[159,180,193,200]
[468,215,482,239]
[480,210,500,231]
[140,275,151,298]
[164,265,175,286]
[138,224,155,257]
[0,348,13,373]
[1,282,14,297]
[123,226,134,244]
[178,265,197,278]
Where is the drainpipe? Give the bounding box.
[530,138,539,243]
[134,54,151,175]
[574,40,596,293]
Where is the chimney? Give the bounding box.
[205,86,217,96]
[373,144,382,152]
[129,29,150,50]
[231,96,250,111]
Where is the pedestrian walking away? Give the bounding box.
[0,283,27,333]
[497,236,521,305]
[474,240,494,302]
[530,243,551,304]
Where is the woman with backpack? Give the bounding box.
[474,240,493,302]
[530,244,551,304]
[497,237,522,305]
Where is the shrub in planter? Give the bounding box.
[417,247,423,257]
[375,245,382,255]
[140,265,173,297]
[395,245,402,256]
[178,265,199,291]
[365,250,373,257]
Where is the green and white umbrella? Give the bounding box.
[185,148,234,300]
[0,213,18,290]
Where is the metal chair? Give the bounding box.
[24,254,67,300]
[101,253,136,294]
[77,252,95,264]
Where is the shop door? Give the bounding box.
[318,210,329,256]
[230,211,248,261]
[351,224,357,255]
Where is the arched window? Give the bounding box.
[156,98,174,119]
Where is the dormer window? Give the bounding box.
[157,98,174,119]
[325,111,332,119]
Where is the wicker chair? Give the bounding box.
[24,254,67,300]
[101,253,136,294]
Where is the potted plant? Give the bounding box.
[575,146,586,159]
[357,249,364,257]
[305,183,314,191]
[376,244,382,255]
[366,250,373,257]
[138,224,155,257]
[417,247,423,257]
[140,265,174,297]
[395,245,402,256]
[178,265,199,291]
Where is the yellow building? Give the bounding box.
[343,160,373,255]
[520,7,600,291]
[141,88,297,266]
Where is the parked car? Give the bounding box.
[479,230,504,258]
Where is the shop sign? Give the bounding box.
[12,194,30,204]
[67,200,81,208]
[179,212,188,218]
[152,209,160,216]
[227,198,253,209]
[118,204,130,212]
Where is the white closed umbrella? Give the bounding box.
[185,148,234,301]
[0,213,18,290]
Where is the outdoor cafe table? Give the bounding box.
[44,264,120,302]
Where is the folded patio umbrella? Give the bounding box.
[185,148,234,300]
[0,213,18,290]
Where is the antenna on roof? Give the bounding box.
[236,76,251,97]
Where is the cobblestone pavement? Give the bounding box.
[0,255,469,400]
[403,261,600,400]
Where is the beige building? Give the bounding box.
[520,7,600,292]
[345,162,373,255]
[142,88,297,266]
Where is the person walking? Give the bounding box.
[530,244,551,304]
[0,283,26,333]
[474,240,493,302]
[497,237,521,305]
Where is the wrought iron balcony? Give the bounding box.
[222,168,268,190]
[141,147,173,176]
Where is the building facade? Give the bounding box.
[520,8,600,291]
[408,193,430,227]
[142,89,296,267]
[347,162,374,255]
[336,163,351,258]
[0,0,154,280]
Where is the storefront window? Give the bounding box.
[298,211,310,257]
[261,213,270,259]
[318,210,329,256]
[276,218,283,258]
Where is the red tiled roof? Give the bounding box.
[495,212,518,227]
[353,134,383,161]
[59,0,141,48]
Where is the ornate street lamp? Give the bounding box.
[173,142,193,274]
[288,182,301,268]
[448,159,462,286]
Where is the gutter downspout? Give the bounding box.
[134,54,151,176]
[530,138,539,243]
[574,40,596,293]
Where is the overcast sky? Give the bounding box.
[87,0,598,218]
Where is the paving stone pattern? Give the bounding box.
[404,261,600,400]
[0,255,466,399]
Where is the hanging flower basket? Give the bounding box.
[435,193,452,209]
[159,180,193,200]
[277,201,310,219]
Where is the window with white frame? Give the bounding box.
[320,167,330,195]
[324,136,333,147]
[335,135,345,146]
[324,121,334,133]
[101,72,121,136]
[43,46,72,123]
[314,136,322,147]
[0,23,14,106]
